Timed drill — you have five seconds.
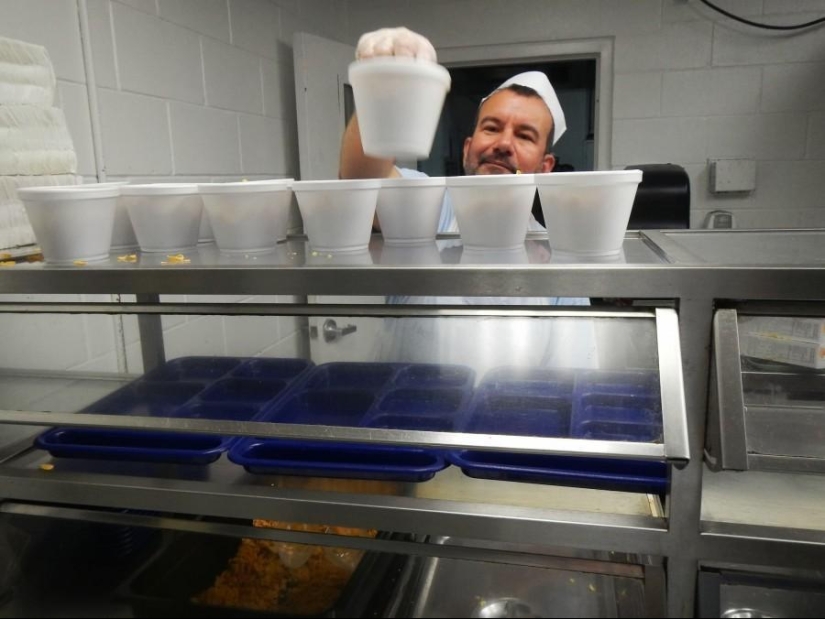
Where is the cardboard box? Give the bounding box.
[739,316,825,369]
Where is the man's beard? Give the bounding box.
[464,155,521,175]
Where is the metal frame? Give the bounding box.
[3,235,825,617]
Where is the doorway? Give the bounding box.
[418,59,597,179]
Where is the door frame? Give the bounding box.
[437,38,614,171]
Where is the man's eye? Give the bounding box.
[518,133,536,142]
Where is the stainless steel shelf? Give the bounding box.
[0,447,666,555]
[1,235,824,300]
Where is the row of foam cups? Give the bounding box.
[16,180,295,264]
[16,170,641,265]
[297,169,643,256]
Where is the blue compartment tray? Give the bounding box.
[448,366,668,493]
[228,362,475,482]
[35,356,313,464]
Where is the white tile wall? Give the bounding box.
[229,0,281,59]
[761,62,825,112]
[706,114,808,160]
[663,0,764,22]
[713,20,825,66]
[613,117,709,165]
[239,113,288,174]
[763,0,825,13]
[613,72,663,119]
[57,81,97,176]
[170,102,242,174]
[86,0,119,89]
[98,88,173,175]
[158,0,231,42]
[615,21,713,72]
[0,0,86,83]
[807,112,825,159]
[662,67,762,116]
[202,38,264,113]
[112,1,204,103]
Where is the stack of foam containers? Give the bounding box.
[0,35,80,252]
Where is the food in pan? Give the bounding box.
[193,520,377,614]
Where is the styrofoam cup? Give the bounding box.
[536,170,642,257]
[121,183,203,253]
[292,179,380,253]
[377,176,446,245]
[198,179,293,254]
[349,57,451,159]
[17,184,120,264]
[446,174,537,250]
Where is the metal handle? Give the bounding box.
[322,319,357,342]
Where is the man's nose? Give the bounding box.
[492,129,514,154]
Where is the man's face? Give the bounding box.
[462,90,556,176]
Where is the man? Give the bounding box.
[340,28,595,372]
[339,27,567,234]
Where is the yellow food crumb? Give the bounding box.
[39,463,55,471]
[311,251,318,257]
[73,259,88,266]
[0,252,11,260]
[516,169,522,174]
[0,261,15,267]
[162,253,191,265]
[569,578,576,584]
[588,584,597,593]
[117,254,138,263]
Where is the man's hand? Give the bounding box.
[355,27,436,62]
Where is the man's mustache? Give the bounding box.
[478,156,517,173]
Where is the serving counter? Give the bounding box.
[1,229,824,618]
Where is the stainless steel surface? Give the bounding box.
[708,306,825,472]
[0,463,667,555]
[665,297,714,618]
[401,538,650,618]
[0,409,668,459]
[472,599,540,618]
[658,229,825,265]
[136,292,165,372]
[721,610,773,619]
[0,501,653,571]
[746,405,825,459]
[2,235,825,300]
[322,318,357,341]
[656,308,689,464]
[708,310,748,471]
[5,229,825,618]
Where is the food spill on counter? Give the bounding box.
[117,254,138,263]
[0,261,15,267]
[161,253,191,265]
[193,519,377,614]
[73,259,88,266]
[39,463,55,471]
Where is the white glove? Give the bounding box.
[355,27,437,62]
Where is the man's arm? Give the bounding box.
[339,114,399,180]
[339,27,436,181]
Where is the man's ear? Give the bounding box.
[541,153,556,173]
[462,137,472,168]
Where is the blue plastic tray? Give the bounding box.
[35,356,314,464]
[231,440,445,481]
[228,362,474,481]
[449,367,668,493]
[449,450,668,494]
